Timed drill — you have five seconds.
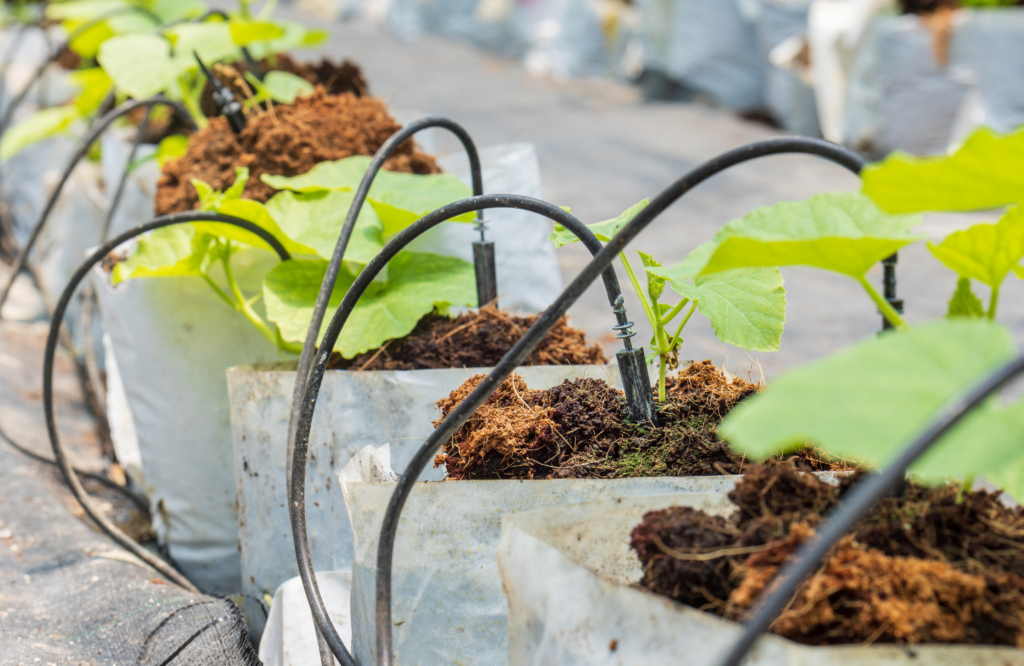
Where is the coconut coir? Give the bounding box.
[632,466,1024,647]
[155,87,439,215]
[333,306,607,371]
[432,360,844,480]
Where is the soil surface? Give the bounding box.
[333,306,607,371]
[632,466,1024,647]
[433,360,845,480]
[154,87,439,215]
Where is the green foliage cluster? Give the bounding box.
[698,125,1024,500]
[114,157,478,358]
[0,0,326,159]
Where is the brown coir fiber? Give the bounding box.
[336,307,608,371]
[632,466,1024,647]
[432,360,845,480]
[155,87,439,215]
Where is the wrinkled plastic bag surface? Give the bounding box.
[259,571,353,666]
[341,445,746,665]
[514,0,609,80]
[92,250,289,595]
[497,492,1024,665]
[229,362,619,641]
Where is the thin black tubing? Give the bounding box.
[100,105,151,241]
[43,212,290,593]
[0,97,195,314]
[289,195,616,666]
[0,6,162,137]
[353,137,867,666]
[718,353,1024,666]
[285,118,484,499]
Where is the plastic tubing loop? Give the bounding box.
[285,117,485,499]
[718,353,1024,666]
[351,137,867,666]
[42,212,290,593]
[0,97,196,314]
[0,6,162,137]
[287,193,628,666]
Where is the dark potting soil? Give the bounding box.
[432,360,846,481]
[632,465,1024,647]
[154,87,439,215]
[329,306,608,371]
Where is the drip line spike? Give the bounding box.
[193,51,246,134]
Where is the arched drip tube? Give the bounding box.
[42,212,291,593]
[718,354,1024,666]
[0,97,196,313]
[289,194,629,666]
[282,136,867,666]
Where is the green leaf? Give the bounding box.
[112,225,214,284]
[549,199,649,247]
[666,192,922,279]
[264,189,384,265]
[155,134,189,167]
[692,268,786,352]
[0,106,80,161]
[300,28,330,46]
[97,34,175,100]
[947,278,984,319]
[67,20,115,59]
[927,205,1024,290]
[245,21,330,58]
[638,251,665,302]
[151,0,207,22]
[261,71,314,104]
[46,0,128,21]
[229,20,286,46]
[720,319,1019,482]
[984,449,1024,503]
[261,156,373,192]
[69,68,113,115]
[263,252,477,356]
[862,126,1024,213]
[166,22,238,65]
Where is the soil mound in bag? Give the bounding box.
[634,465,1024,646]
[155,87,440,214]
[497,487,1024,665]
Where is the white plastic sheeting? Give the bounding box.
[229,362,620,642]
[497,492,1024,665]
[340,444,746,666]
[258,571,353,666]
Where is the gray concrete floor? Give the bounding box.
[284,7,1023,378]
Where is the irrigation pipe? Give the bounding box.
[309,137,864,666]
[42,212,290,593]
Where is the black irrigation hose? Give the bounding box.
[285,117,484,501]
[0,6,162,137]
[327,137,864,666]
[100,105,151,241]
[0,97,195,315]
[43,212,290,594]
[0,421,148,512]
[718,353,1024,666]
[289,194,623,666]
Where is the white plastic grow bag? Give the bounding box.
[258,571,353,666]
[229,362,620,642]
[497,492,1024,665]
[92,250,289,595]
[340,444,747,666]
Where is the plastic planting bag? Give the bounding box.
[229,363,620,641]
[340,444,745,665]
[497,493,1023,665]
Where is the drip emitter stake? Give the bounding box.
[194,51,246,134]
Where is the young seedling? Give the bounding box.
[550,200,787,403]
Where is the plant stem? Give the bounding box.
[238,0,253,20]
[652,296,672,403]
[987,285,1000,320]
[659,297,689,327]
[668,300,699,349]
[957,474,975,504]
[618,251,658,330]
[180,79,208,129]
[220,243,280,350]
[856,275,909,330]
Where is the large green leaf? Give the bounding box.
[691,268,786,352]
[263,252,476,357]
[245,20,329,59]
[229,20,286,46]
[151,0,206,22]
[264,189,384,265]
[927,205,1024,289]
[719,320,1019,483]
[549,199,649,247]
[261,71,314,104]
[0,106,80,161]
[261,156,373,192]
[166,22,238,65]
[862,126,1024,213]
[46,0,127,20]
[112,225,214,284]
[663,192,922,279]
[97,34,176,99]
